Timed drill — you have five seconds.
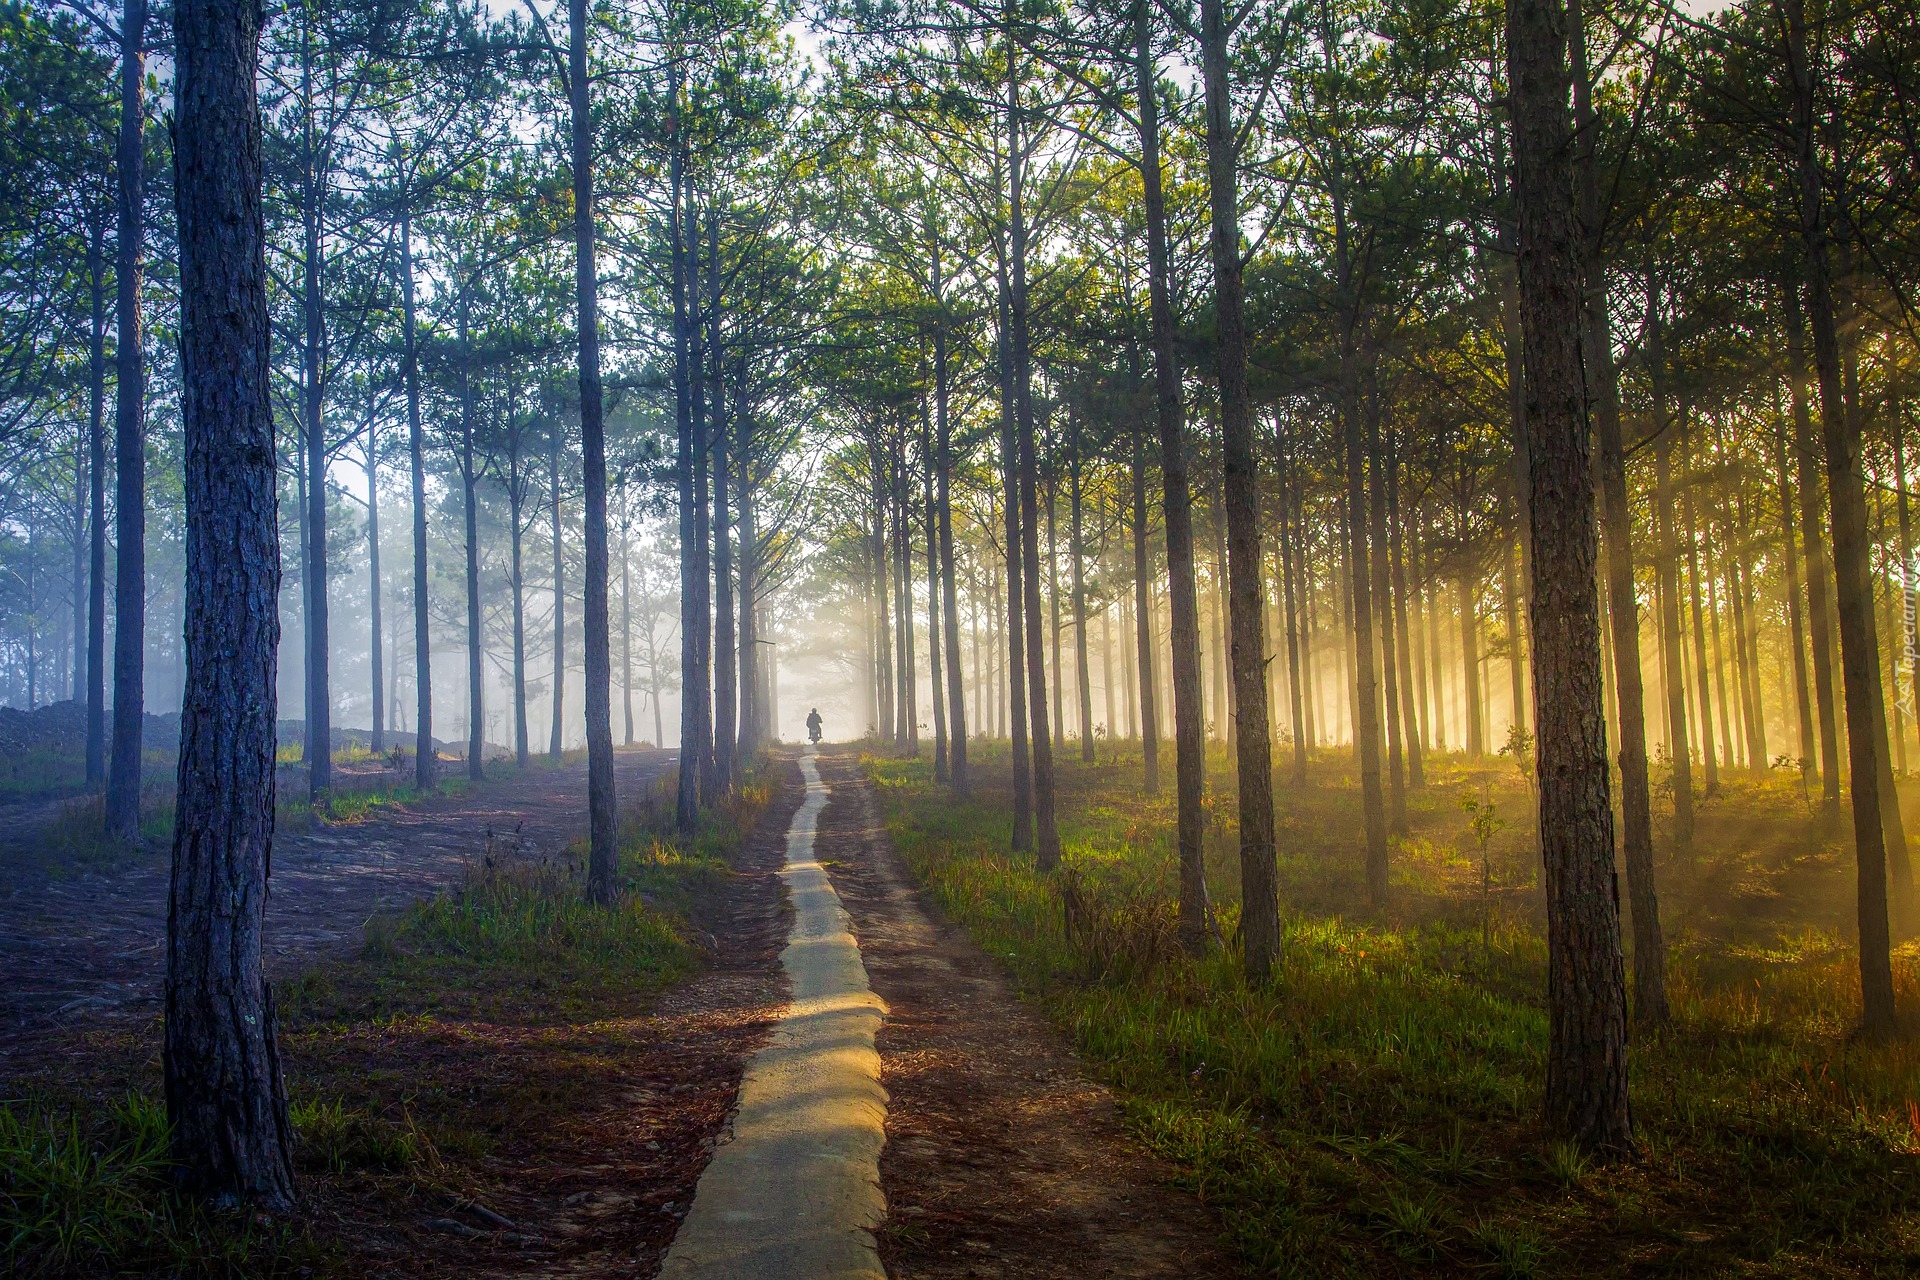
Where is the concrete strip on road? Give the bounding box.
[658,746,888,1280]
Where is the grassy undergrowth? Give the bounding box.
[869,745,1920,1278]
[1,760,774,1278]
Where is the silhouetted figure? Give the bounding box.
[807,708,823,745]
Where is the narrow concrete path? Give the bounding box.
[658,746,889,1280]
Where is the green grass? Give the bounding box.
[3,758,777,1278]
[0,1093,314,1278]
[868,745,1920,1277]
[0,748,86,801]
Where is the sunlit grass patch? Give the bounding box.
[866,748,1920,1277]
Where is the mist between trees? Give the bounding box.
[2,0,1919,1212]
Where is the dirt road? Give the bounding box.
[651,747,1243,1280]
[0,748,675,1055]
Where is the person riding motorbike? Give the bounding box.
[806,708,823,744]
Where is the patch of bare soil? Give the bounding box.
[2,755,802,1280]
[295,759,801,1279]
[0,748,676,1052]
[811,750,1246,1280]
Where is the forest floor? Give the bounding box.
[3,745,1253,1279]
[0,747,676,1045]
[865,741,1920,1278]
[811,748,1246,1279]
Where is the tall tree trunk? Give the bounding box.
[1679,436,1720,795]
[736,405,759,759]
[1137,3,1203,937]
[1211,499,1228,741]
[1509,0,1633,1152]
[925,426,947,779]
[997,269,1032,849]
[1199,0,1280,977]
[1071,449,1093,762]
[1369,389,1407,837]
[709,207,735,792]
[1048,481,1064,751]
[458,296,483,782]
[1387,430,1423,789]
[368,419,385,755]
[935,281,969,793]
[671,131,699,832]
[550,422,565,758]
[1279,422,1308,784]
[1130,435,1158,783]
[1504,534,1525,741]
[1459,569,1484,756]
[86,210,107,786]
[896,444,917,751]
[1896,417,1918,775]
[1576,0,1665,1021]
[514,466,529,767]
[621,506,635,747]
[1647,296,1695,849]
[570,0,617,897]
[1782,0,1896,1028]
[401,209,433,790]
[1784,287,1841,808]
[511,445,529,769]
[167,0,296,1200]
[1006,57,1058,868]
[682,166,715,796]
[1775,421,1817,775]
[874,459,895,739]
[300,32,329,803]
[105,0,148,841]
[1343,371,1389,900]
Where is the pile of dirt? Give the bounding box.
[0,701,180,755]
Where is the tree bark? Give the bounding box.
[569,0,617,897]
[401,209,433,791]
[1577,6,1665,1019]
[1344,384,1389,899]
[1279,420,1309,784]
[671,127,700,832]
[105,0,148,841]
[1071,446,1093,762]
[1387,429,1423,789]
[1782,0,1895,1032]
[1680,435,1720,795]
[550,422,565,758]
[300,22,330,803]
[1784,286,1841,808]
[167,0,296,1201]
[85,209,107,786]
[1006,51,1057,868]
[1130,433,1158,784]
[1509,0,1633,1152]
[934,264,968,792]
[1369,389,1407,837]
[622,507,635,746]
[511,427,530,769]
[1774,420,1817,775]
[997,265,1032,849]
[1137,2,1201,922]
[368,417,385,755]
[925,421,947,779]
[1199,0,1280,978]
[457,295,483,782]
[1647,296,1695,849]
[709,207,735,792]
